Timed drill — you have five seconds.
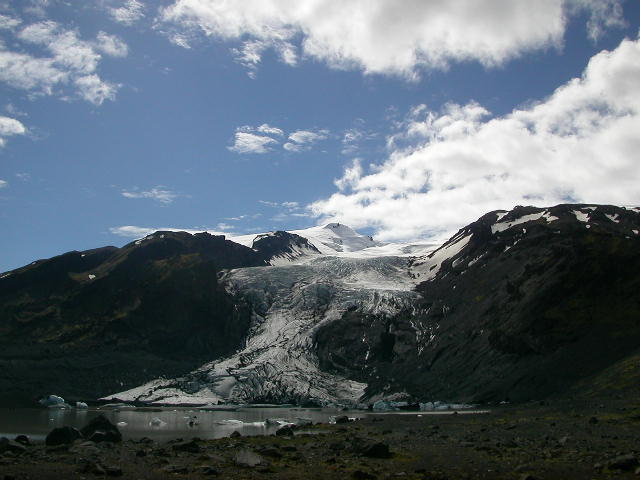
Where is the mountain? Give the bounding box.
[0,230,310,406]
[1,205,639,407]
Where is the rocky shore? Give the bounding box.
[1,398,640,480]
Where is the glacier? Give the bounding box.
[103,223,475,406]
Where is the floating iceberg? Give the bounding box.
[39,395,65,407]
[149,417,167,427]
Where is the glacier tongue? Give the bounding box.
[106,255,422,406]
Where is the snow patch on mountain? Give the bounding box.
[410,232,472,282]
[491,210,558,234]
[572,210,590,223]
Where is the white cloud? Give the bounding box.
[74,74,119,105]
[0,49,66,93]
[109,0,145,26]
[95,31,129,58]
[0,14,21,30]
[228,130,278,154]
[121,186,178,204]
[224,213,262,221]
[311,36,640,242]
[0,179,7,188]
[18,21,100,74]
[569,0,626,41]
[284,129,329,152]
[257,123,283,136]
[5,103,27,117]
[109,225,228,238]
[22,0,50,18]
[0,21,124,104]
[158,0,625,78]
[0,115,27,147]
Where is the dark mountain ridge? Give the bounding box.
[315,204,640,403]
[1,204,639,407]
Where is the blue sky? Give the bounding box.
[1,0,639,272]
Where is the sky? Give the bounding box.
[1,0,639,272]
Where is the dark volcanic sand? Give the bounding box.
[2,400,639,480]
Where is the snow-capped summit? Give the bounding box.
[228,222,383,261]
[290,223,380,254]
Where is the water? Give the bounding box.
[0,407,364,443]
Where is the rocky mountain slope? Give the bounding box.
[317,204,640,403]
[1,205,639,407]
[0,231,311,406]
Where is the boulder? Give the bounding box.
[13,435,30,446]
[362,442,392,459]
[45,426,82,446]
[171,439,201,453]
[608,454,638,471]
[275,425,294,437]
[0,437,27,455]
[80,415,122,443]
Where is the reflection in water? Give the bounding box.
[0,407,362,442]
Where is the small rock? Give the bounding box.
[13,435,30,446]
[230,430,242,438]
[234,450,267,467]
[608,454,639,471]
[163,465,189,474]
[362,442,392,459]
[588,416,599,424]
[45,426,83,446]
[135,449,147,457]
[258,447,282,458]
[105,465,123,477]
[171,439,201,453]
[352,470,377,479]
[335,415,350,424]
[80,461,106,475]
[519,475,537,480]
[198,466,219,476]
[275,426,294,437]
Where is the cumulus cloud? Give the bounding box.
[0,179,7,188]
[311,36,640,242]
[121,186,178,204]
[0,20,124,104]
[109,0,145,26]
[0,115,27,147]
[283,129,329,152]
[158,0,625,78]
[95,31,129,57]
[257,123,283,136]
